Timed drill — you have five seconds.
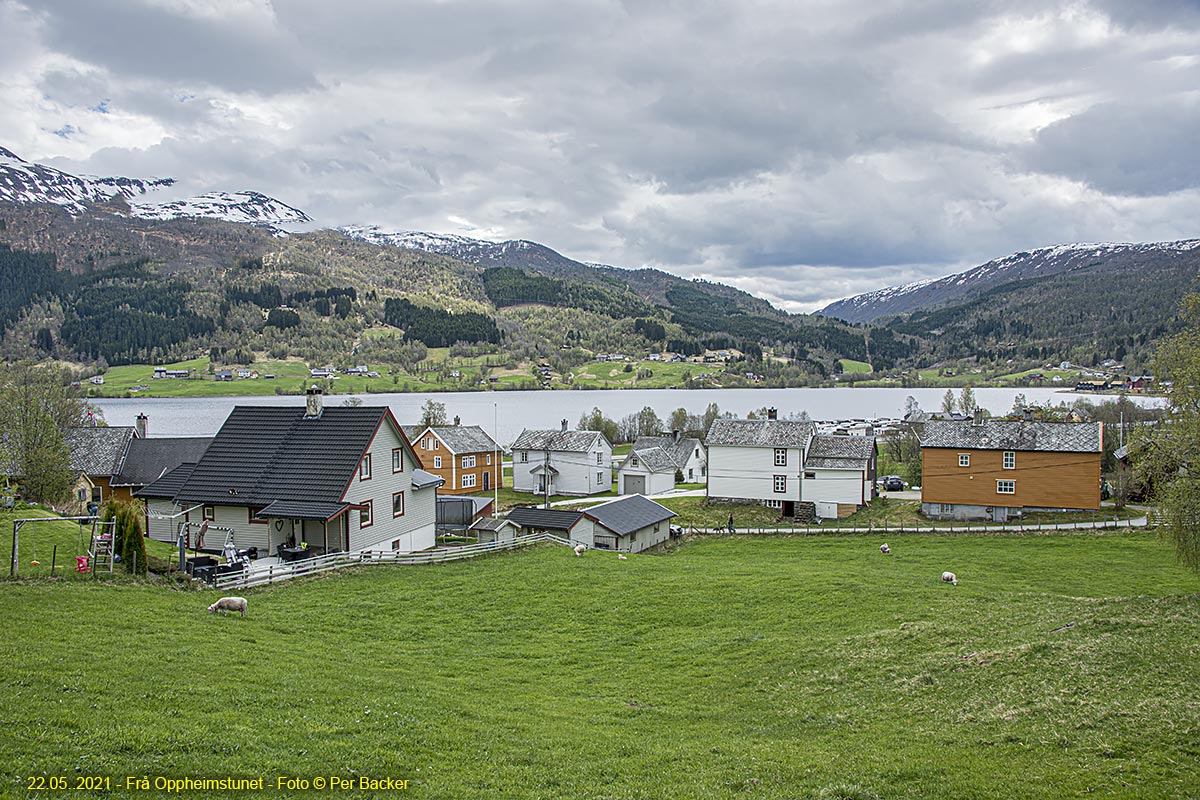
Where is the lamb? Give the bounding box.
[208,596,248,617]
[941,571,958,586]
[617,553,628,560]
[879,543,891,554]
[573,544,587,557]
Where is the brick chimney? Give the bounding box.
[454,415,461,426]
[135,413,148,439]
[972,408,984,425]
[305,385,324,418]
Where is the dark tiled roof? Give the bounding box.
[506,507,583,531]
[584,494,675,537]
[511,429,608,453]
[257,500,354,521]
[134,463,197,499]
[175,406,387,505]
[621,446,676,473]
[630,435,703,467]
[707,419,815,449]
[65,426,136,476]
[919,420,1102,453]
[807,435,875,470]
[421,425,501,454]
[112,437,213,487]
[412,469,443,490]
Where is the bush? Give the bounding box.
[101,500,148,575]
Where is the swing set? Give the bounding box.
[9,515,117,578]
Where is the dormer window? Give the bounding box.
[631,455,639,467]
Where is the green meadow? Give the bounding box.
[1,532,1198,799]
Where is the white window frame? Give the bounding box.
[958,454,970,467]
[773,474,787,493]
[462,455,476,468]
[462,473,477,489]
[598,472,605,484]
[433,456,442,469]
[774,448,787,467]
[392,447,403,473]
[359,500,373,528]
[997,479,1015,495]
[360,453,372,480]
[939,503,954,514]
[596,452,603,465]
[520,451,529,463]
[1003,451,1015,470]
[392,491,405,518]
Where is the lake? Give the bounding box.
[91,387,1162,444]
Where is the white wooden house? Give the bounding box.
[616,446,676,495]
[628,431,707,483]
[511,421,613,496]
[138,387,441,555]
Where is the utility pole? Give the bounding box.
[543,446,551,509]
[493,402,500,517]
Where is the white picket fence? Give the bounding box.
[210,532,572,590]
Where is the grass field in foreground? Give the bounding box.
[2,534,1199,799]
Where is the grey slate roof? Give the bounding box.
[257,500,355,521]
[400,424,424,442]
[412,468,444,490]
[706,419,815,449]
[65,426,136,476]
[584,494,676,537]
[112,437,213,487]
[806,435,876,470]
[506,507,584,531]
[630,435,703,467]
[511,428,608,453]
[622,446,676,474]
[415,425,501,455]
[470,516,519,532]
[919,420,1102,453]
[175,406,389,506]
[135,463,197,499]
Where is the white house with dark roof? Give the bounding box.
[707,415,876,519]
[511,421,613,496]
[142,387,442,556]
[628,431,707,483]
[571,494,676,553]
[616,446,676,495]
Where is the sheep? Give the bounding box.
[617,553,628,560]
[879,543,891,554]
[573,544,587,557]
[208,596,248,617]
[941,571,958,586]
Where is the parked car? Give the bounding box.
[883,475,906,491]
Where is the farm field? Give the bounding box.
[2,533,1199,798]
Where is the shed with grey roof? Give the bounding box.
[572,495,676,553]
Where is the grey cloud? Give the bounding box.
[1025,99,1200,195]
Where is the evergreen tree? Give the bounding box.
[941,389,957,416]
[959,385,978,415]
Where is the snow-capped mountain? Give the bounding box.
[130,191,311,227]
[0,147,309,229]
[819,239,1200,323]
[0,146,175,214]
[340,225,561,269]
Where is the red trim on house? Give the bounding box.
[359,499,374,528]
[248,506,267,524]
[392,491,405,518]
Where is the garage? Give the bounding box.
[623,474,646,495]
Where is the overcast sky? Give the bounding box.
[3,0,1199,312]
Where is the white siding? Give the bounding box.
[805,468,868,507]
[707,445,803,502]
[679,445,707,483]
[511,437,613,496]
[349,419,437,552]
[616,465,674,496]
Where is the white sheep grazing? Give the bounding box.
[880,543,891,554]
[208,596,248,617]
[941,571,958,586]
[617,553,628,560]
[573,544,587,557]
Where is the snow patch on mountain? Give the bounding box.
[0,147,174,214]
[130,191,312,227]
[341,225,507,261]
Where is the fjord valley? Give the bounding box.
[2,148,1193,397]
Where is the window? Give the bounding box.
[90,486,103,503]
[433,456,442,469]
[202,506,215,521]
[773,475,787,493]
[248,506,267,525]
[360,501,374,528]
[653,522,661,532]
[434,440,440,450]
[422,437,430,450]
[360,453,372,480]
[695,448,700,457]
[392,447,403,473]
[462,474,477,489]
[596,452,603,465]
[804,471,815,479]
[486,454,492,465]
[631,455,639,467]
[462,455,476,468]
[997,480,1016,494]
[598,472,605,484]
[1003,451,1016,470]
[392,491,405,517]
[391,539,401,550]
[939,503,954,514]
[958,454,970,467]
[774,448,787,467]
[520,451,529,463]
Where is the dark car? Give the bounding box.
[883,475,906,491]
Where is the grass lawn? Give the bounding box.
[839,359,872,374]
[1,533,1198,798]
[468,483,618,512]
[1,506,179,580]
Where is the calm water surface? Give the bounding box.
[92,387,1161,445]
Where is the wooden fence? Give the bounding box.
[211,532,571,590]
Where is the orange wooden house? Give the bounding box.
[919,412,1103,522]
[402,424,503,496]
